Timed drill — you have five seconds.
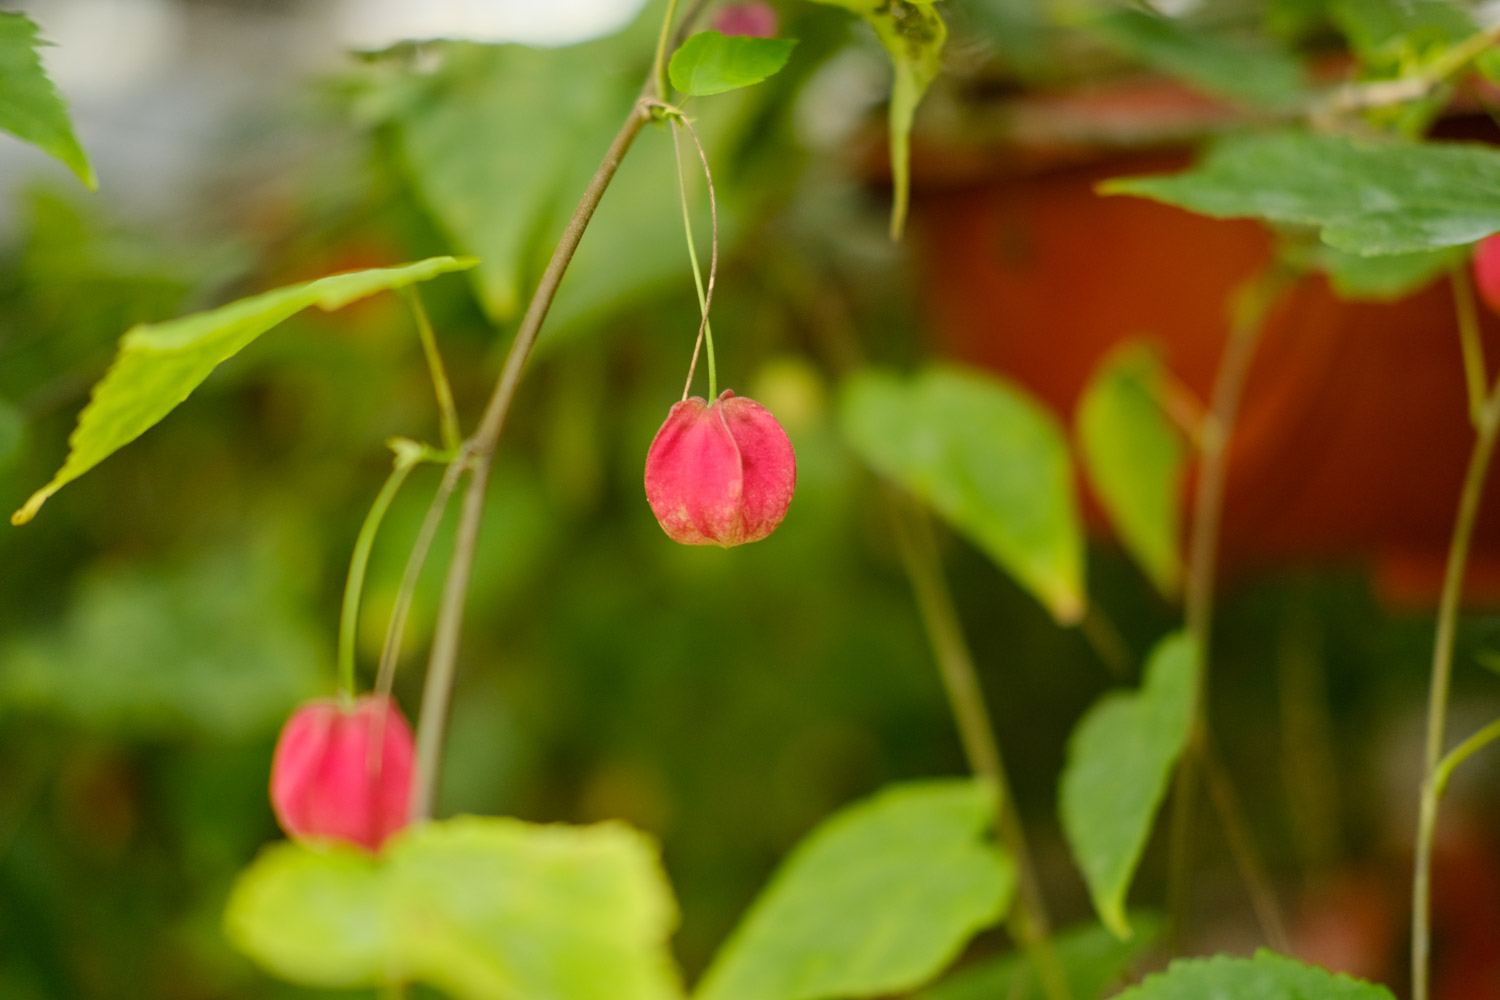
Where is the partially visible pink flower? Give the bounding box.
[713,2,779,39]
[270,694,414,852]
[645,389,796,547]
[1474,233,1500,317]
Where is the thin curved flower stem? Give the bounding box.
[1452,264,1487,431]
[886,495,1072,1000]
[1412,383,1500,1000]
[652,0,682,104]
[402,286,463,453]
[662,110,720,401]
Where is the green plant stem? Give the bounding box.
[1169,270,1291,952]
[1315,19,1500,117]
[652,0,682,101]
[668,113,719,401]
[337,443,422,700]
[1412,385,1500,1000]
[1435,717,1500,798]
[886,495,1071,1000]
[1453,264,1487,431]
[409,93,656,822]
[402,286,463,453]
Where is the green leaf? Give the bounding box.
[0,395,24,473]
[1285,241,1462,301]
[920,914,1162,1000]
[224,842,388,989]
[1085,9,1309,110]
[226,816,683,1000]
[1060,632,1198,939]
[807,0,946,239]
[1114,950,1396,1000]
[1076,344,1186,597]
[0,13,94,188]
[1103,130,1500,256]
[696,780,1015,1000]
[10,256,476,525]
[1329,0,1472,67]
[669,31,798,96]
[841,367,1085,624]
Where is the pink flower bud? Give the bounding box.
[269,694,414,852]
[1474,233,1500,317]
[712,2,779,38]
[645,389,796,547]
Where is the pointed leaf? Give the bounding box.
[695,780,1014,1000]
[669,31,798,97]
[1060,632,1198,938]
[11,256,476,525]
[0,13,94,188]
[1076,344,1187,596]
[841,367,1085,624]
[1114,950,1395,1000]
[1102,131,1500,256]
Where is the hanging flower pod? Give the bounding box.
[1474,233,1500,317]
[269,694,414,852]
[712,2,779,38]
[645,389,796,547]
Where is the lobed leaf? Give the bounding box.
[0,12,94,188]
[1113,950,1396,1000]
[669,31,798,97]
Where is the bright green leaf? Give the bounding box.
[669,31,798,96]
[841,367,1085,624]
[1076,344,1186,597]
[1085,9,1309,110]
[0,13,94,188]
[224,841,388,989]
[10,256,476,525]
[807,0,946,239]
[920,914,1162,1000]
[1114,950,1396,1000]
[1286,241,1462,301]
[1060,632,1198,939]
[1102,131,1500,256]
[386,817,682,1000]
[696,780,1015,1000]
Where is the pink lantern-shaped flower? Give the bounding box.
[269,694,414,852]
[712,2,779,38]
[645,389,796,547]
[1474,233,1500,317]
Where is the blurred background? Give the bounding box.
[3,0,1500,997]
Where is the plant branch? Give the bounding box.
[1312,20,1500,119]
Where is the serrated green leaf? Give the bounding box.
[1076,344,1186,597]
[1114,949,1396,1000]
[1060,632,1198,939]
[1103,131,1500,256]
[226,816,683,1000]
[669,31,798,96]
[696,780,1014,1000]
[0,13,94,188]
[1085,9,1309,110]
[841,367,1085,624]
[919,914,1162,1000]
[10,256,476,525]
[807,0,945,239]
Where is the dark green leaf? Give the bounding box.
[1329,0,1472,66]
[0,13,94,188]
[11,257,476,525]
[1102,131,1500,256]
[1085,9,1309,110]
[695,780,1014,1000]
[841,367,1085,623]
[669,31,798,96]
[1114,950,1396,1000]
[1076,344,1186,596]
[920,915,1162,1000]
[1060,632,1197,938]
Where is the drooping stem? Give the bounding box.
[887,495,1071,1000]
[1453,264,1487,431]
[409,89,656,821]
[337,442,422,700]
[665,111,720,401]
[402,286,463,453]
[1412,383,1500,1000]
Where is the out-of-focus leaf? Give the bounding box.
[0,396,24,473]
[807,0,945,239]
[11,257,476,525]
[1329,0,1472,67]
[695,780,1014,1000]
[919,914,1163,1000]
[1102,131,1500,256]
[841,367,1085,624]
[225,816,683,1000]
[1060,632,1197,939]
[1076,344,1186,597]
[669,31,798,96]
[1113,950,1396,1000]
[1085,9,1309,110]
[0,547,325,740]
[1286,241,1462,301]
[0,13,94,188]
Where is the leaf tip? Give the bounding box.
[11,486,52,525]
[1051,589,1086,626]
[1101,902,1134,941]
